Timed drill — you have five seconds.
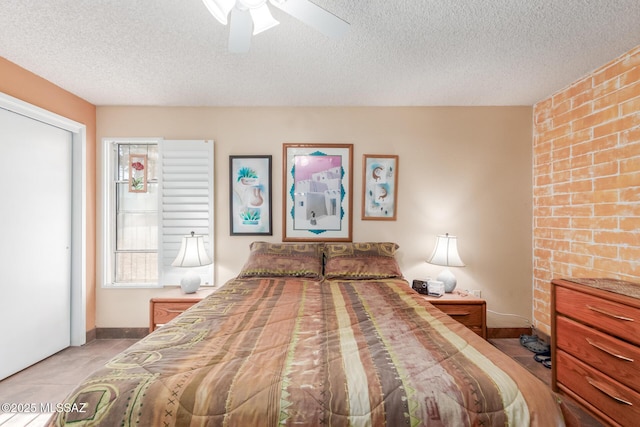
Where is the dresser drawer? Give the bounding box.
[556,315,640,393]
[555,285,640,345]
[557,350,640,427]
[434,303,484,328]
[153,301,199,325]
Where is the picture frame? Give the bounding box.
[362,154,399,220]
[128,154,148,193]
[283,143,353,242]
[230,155,272,235]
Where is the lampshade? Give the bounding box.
[172,232,212,267]
[172,232,211,293]
[427,233,465,293]
[427,233,465,267]
[202,0,236,25]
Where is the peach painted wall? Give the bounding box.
[532,45,640,334]
[0,57,97,332]
[96,106,534,328]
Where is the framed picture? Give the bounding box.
[128,154,147,193]
[230,155,272,235]
[362,154,399,220]
[283,143,353,241]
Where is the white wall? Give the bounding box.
[96,106,533,329]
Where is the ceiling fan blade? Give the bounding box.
[228,8,253,53]
[269,0,349,39]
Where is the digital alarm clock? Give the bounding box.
[412,279,429,295]
[412,278,444,297]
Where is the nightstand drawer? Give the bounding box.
[435,304,484,328]
[153,301,199,325]
[422,293,487,339]
[149,288,216,332]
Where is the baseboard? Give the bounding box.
[487,327,552,343]
[95,328,149,339]
[487,327,531,339]
[85,328,97,343]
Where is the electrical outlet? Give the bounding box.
[470,289,482,298]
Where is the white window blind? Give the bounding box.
[158,139,214,286]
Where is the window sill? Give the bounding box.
[102,283,163,289]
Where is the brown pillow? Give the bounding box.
[323,242,403,280]
[237,242,323,280]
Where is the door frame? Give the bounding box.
[0,92,87,346]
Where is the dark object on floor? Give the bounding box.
[534,349,550,359]
[519,334,550,354]
[534,351,552,369]
[534,351,550,361]
[519,334,538,345]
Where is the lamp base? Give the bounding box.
[180,271,201,294]
[436,268,457,293]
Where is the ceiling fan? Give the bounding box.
[202,0,349,53]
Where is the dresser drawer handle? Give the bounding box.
[586,338,634,362]
[586,377,633,406]
[447,311,471,317]
[166,309,186,314]
[587,305,634,322]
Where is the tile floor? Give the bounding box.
[0,338,603,426]
[0,340,136,427]
[490,337,553,385]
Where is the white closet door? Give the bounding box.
[0,108,72,380]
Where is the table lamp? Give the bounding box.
[172,231,212,293]
[427,233,465,293]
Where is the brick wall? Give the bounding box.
[532,45,640,334]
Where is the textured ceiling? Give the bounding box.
[1,0,639,106]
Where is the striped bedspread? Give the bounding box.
[48,278,565,426]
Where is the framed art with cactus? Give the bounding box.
[230,155,272,235]
[362,154,399,220]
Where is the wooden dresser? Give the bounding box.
[551,278,640,426]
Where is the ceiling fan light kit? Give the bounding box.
[247,3,280,35]
[202,0,235,25]
[202,0,349,53]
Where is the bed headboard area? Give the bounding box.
[236,241,405,281]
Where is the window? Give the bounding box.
[114,141,159,284]
[102,138,214,288]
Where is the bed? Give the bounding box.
[48,242,565,426]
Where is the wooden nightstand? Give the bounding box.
[422,291,487,339]
[149,287,216,332]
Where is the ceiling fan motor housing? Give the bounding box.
[237,0,268,11]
